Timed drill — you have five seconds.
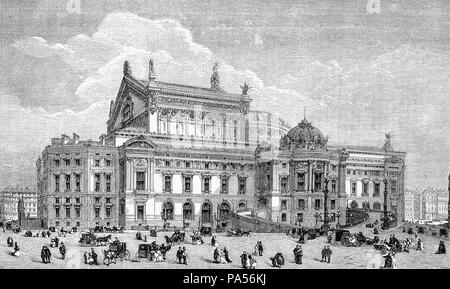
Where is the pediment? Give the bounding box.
[124,135,157,149]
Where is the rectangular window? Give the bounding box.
[95,174,101,192]
[75,174,81,191]
[95,197,100,203]
[179,122,185,135]
[331,179,336,192]
[164,175,172,192]
[363,182,369,196]
[75,197,80,204]
[186,162,191,168]
[221,177,228,194]
[315,199,321,210]
[106,197,111,204]
[55,208,60,218]
[331,200,336,210]
[65,207,70,218]
[65,174,71,191]
[298,199,305,210]
[137,206,144,221]
[75,159,81,166]
[296,173,305,191]
[65,159,70,166]
[281,213,287,222]
[55,197,60,204]
[136,172,145,190]
[55,175,60,192]
[351,183,357,196]
[94,208,100,219]
[314,172,322,191]
[239,177,247,194]
[75,208,80,218]
[106,159,111,167]
[65,198,70,204]
[281,200,287,210]
[54,159,60,167]
[106,207,111,218]
[233,120,238,140]
[281,177,288,191]
[205,163,209,170]
[203,176,211,193]
[184,176,191,193]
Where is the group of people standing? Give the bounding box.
[176,246,188,265]
[320,246,332,263]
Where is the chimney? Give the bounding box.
[73,133,80,144]
[148,59,156,82]
[61,134,69,145]
[123,60,132,76]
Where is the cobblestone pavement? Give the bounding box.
[0,223,448,269]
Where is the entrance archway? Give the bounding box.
[201,201,212,223]
[162,201,174,220]
[362,202,370,210]
[183,202,193,221]
[218,201,231,220]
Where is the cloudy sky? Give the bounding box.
[0,0,449,189]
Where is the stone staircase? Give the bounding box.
[228,211,298,233]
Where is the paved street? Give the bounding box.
[0,222,448,269]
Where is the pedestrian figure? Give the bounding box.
[182,247,188,265]
[176,246,183,264]
[83,252,88,264]
[293,245,303,264]
[257,241,264,256]
[211,235,217,247]
[90,248,98,265]
[321,246,327,262]
[59,242,66,260]
[13,241,20,256]
[326,246,332,263]
[249,255,257,269]
[41,246,48,263]
[240,251,248,269]
[223,247,232,263]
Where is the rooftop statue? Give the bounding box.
[240,82,251,95]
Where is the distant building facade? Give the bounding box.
[403,188,448,222]
[37,60,407,229]
[0,187,37,220]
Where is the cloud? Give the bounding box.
[1,12,449,189]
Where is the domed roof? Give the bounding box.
[280,118,328,150]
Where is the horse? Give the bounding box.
[96,234,112,246]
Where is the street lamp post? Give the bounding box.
[336,209,341,228]
[314,210,320,228]
[323,178,329,226]
[383,178,389,230]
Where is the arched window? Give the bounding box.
[183,202,193,220]
[373,202,382,211]
[350,200,359,209]
[201,202,212,223]
[362,202,370,210]
[238,202,246,211]
[162,201,174,220]
[218,202,231,220]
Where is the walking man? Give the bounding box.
[182,246,188,265]
[59,242,66,260]
[321,246,327,262]
[176,246,183,264]
[326,246,332,263]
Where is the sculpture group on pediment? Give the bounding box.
[136,158,148,167]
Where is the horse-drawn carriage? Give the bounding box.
[226,228,251,237]
[103,242,130,265]
[135,243,171,262]
[200,224,212,236]
[78,231,111,247]
[164,230,185,244]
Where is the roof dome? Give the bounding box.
[280,118,328,150]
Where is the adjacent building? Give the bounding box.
[403,188,449,222]
[0,187,37,220]
[36,60,407,229]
